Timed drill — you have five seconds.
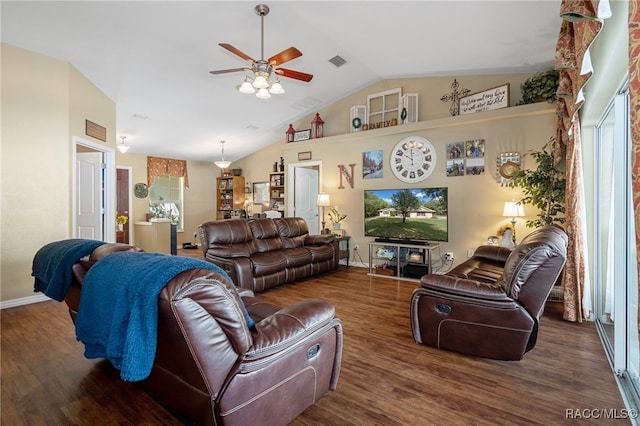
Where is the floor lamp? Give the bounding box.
[317,193,331,234]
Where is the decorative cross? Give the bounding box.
[440,79,470,116]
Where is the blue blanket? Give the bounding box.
[32,239,106,301]
[75,251,254,382]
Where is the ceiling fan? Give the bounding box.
[210,4,313,99]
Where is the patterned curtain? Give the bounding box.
[554,0,610,322]
[630,2,640,329]
[147,156,189,188]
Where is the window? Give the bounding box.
[149,176,184,232]
[594,83,639,410]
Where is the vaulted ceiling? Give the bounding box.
[2,1,561,163]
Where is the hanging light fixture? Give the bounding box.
[117,136,129,153]
[214,140,232,169]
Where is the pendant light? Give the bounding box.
[117,136,129,153]
[214,140,232,169]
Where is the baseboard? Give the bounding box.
[1,293,50,309]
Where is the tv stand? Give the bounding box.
[374,237,430,246]
[368,241,440,282]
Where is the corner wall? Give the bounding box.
[1,43,115,303]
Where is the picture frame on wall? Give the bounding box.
[298,151,312,161]
[293,129,311,142]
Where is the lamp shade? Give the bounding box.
[316,193,331,207]
[214,160,231,169]
[503,201,525,218]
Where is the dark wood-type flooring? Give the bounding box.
[1,255,629,425]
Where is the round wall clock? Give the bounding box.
[134,182,148,198]
[389,136,436,183]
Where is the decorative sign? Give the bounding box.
[293,129,311,142]
[298,151,312,161]
[85,119,107,142]
[459,84,510,115]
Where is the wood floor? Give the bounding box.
[1,262,629,425]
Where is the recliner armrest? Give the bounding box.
[472,245,512,264]
[305,234,335,245]
[247,298,337,359]
[420,274,513,303]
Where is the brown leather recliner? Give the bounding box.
[410,225,568,361]
[66,243,343,425]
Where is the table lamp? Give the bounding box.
[316,193,331,234]
[502,201,525,245]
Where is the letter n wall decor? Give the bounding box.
[337,164,355,189]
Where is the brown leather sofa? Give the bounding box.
[199,217,338,292]
[410,225,568,361]
[65,243,343,426]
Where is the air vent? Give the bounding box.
[329,55,347,68]
[245,125,259,131]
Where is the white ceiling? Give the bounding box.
[1,1,562,163]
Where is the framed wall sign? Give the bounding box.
[293,129,311,142]
[298,151,312,161]
[459,84,510,115]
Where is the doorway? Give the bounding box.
[287,161,323,234]
[116,167,132,244]
[73,136,116,242]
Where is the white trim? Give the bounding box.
[72,136,116,242]
[1,294,50,309]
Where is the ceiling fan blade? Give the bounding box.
[209,68,250,75]
[219,43,255,63]
[275,68,314,83]
[268,47,302,66]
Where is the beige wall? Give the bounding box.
[1,43,116,303]
[232,76,556,268]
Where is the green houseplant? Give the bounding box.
[508,137,566,228]
[517,70,560,105]
[328,207,347,229]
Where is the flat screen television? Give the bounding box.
[364,187,448,242]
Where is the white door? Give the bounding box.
[77,151,103,240]
[293,166,320,233]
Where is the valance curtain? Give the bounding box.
[630,1,640,329]
[147,156,189,188]
[554,0,611,322]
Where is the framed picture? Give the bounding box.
[363,149,383,179]
[252,181,270,204]
[298,151,312,161]
[293,129,311,142]
[219,180,227,190]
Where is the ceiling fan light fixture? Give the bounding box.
[252,74,269,89]
[269,80,284,94]
[238,78,256,94]
[256,87,271,99]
